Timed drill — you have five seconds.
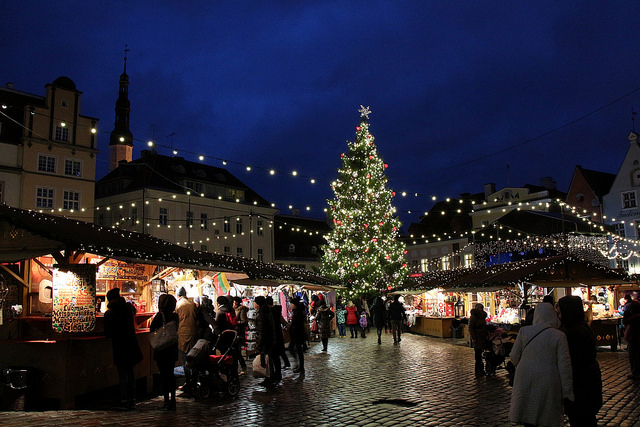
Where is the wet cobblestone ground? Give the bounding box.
[1,331,639,426]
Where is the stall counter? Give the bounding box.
[409,316,455,338]
[590,318,621,351]
[0,315,156,409]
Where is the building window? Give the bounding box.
[200,244,208,252]
[463,253,473,268]
[97,212,105,226]
[131,207,138,225]
[623,191,637,209]
[185,180,203,194]
[257,220,264,236]
[55,125,69,142]
[420,258,429,272]
[200,213,208,230]
[616,258,629,270]
[186,211,194,228]
[441,257,451,271]
[224,217,231,233]
[63,190,79,210]
[615,223,625,237]
[64,159,81,177]
[289,244,295,254]
[223,246,231,255]
[236,218,243,234]
[236,247,243,257]
[257,248,264,263]
[159,207,168,226]
[38,154,56,173]
[61,99,68,108]
[311,246,318,255]
[0,181,4,203]
[36,187,54,208]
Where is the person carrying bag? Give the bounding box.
[148,312,178,351]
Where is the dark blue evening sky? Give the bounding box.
[3,1,640,228]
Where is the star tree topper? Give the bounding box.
[358,105,372,119]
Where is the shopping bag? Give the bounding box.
[148,313,178,351]
[310,319,318,333]
[252,354,270,378]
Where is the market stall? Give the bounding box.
[0,204,335,409]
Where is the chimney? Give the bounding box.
[540,177,557,190]
[484,183,496,200]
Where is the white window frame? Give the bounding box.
[159,207,168,226]
[622,191,637,209]
[130,206,138,225]
[64,159,82,177]
[463,253,474,268]
[38,154,56,173]
[55,125,70,142]
[63,190,79,210]
[36,187,54,208]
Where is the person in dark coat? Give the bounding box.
[213,296,236,343]
[193,295,215,343]
[558,295,603,426]
[266,296,291,381]
[388,295,406,344]
[104,287,143,410]
[288,297,307,374]
[150,293,180,411]
[316,299,335,352]
[254,295,276,387]
[233,296,249,374]
[623,296,640,380]
[468,303,488,376]
[371,297,387,345]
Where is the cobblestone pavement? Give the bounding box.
[1,331,639,427]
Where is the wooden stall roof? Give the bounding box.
[404,255,631,293]
[0,204,337,287]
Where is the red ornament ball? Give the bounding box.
[334,248,340,253]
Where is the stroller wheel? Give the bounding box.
[226,376,240,397]
[198,382,212,400]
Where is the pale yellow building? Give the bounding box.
[0,78,98,221]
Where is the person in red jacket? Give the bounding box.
[345,301,359,338]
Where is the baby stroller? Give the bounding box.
[186,329,240,398]
[482,327,515,376]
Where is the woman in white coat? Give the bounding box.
[509,302,574,427]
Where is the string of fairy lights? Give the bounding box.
[5,96,640,265]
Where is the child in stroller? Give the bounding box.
[186,329,241,398]
[482,325,515,376]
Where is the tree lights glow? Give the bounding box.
[321,107,408,297]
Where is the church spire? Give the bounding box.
[109,45,134,172]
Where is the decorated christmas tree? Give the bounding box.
[322,106,408,298]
